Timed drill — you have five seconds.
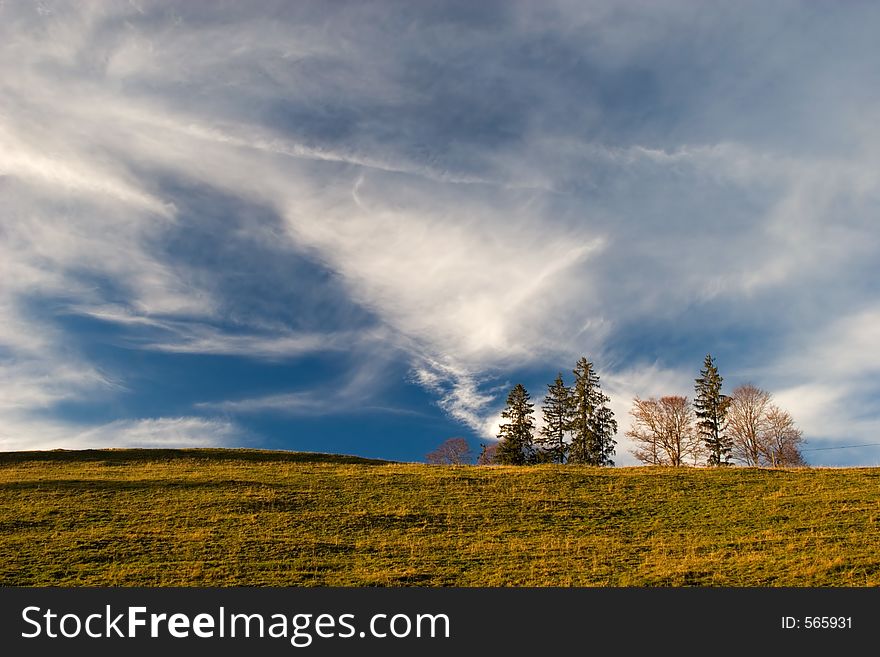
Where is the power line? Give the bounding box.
[802,443,880,452]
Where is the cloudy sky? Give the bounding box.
[2,0,879,465]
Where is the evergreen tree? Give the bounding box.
[537,373,572,464]
[568,357,617,466]
[694,354,732,466]
[495,384,536,465]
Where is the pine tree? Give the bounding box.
[694,354,732,466]
[495,384,536,465]
[568,357,617,466]
[537,373,572,464]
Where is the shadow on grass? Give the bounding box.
[0,478,262,492]
[0,448,394,466]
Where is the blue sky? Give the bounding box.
[2,1,880,465]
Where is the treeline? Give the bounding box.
[628,355,805,467]
[486,356,617,466]
[429,354,805,468]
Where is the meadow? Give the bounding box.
[2,449,879,586]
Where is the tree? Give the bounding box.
[727,385,807,467]
[627,396,701,466]
[694,354,731,466]
[476,442,498,465]
[495,384,536,465]
[760,406,806,467]
[536,373,572,464]
[568,357,617,466]
[628,397,663,466]
[728,384,772,466]
[426,437,472,465]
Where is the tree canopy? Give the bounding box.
[568,357,617,466]
[496,383,536,465]
[694,354,731,466]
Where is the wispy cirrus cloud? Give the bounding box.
[195,357,418,418]
[0,416,243,452]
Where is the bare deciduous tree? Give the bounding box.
[760,406,805,467]
[728,385,806,467]
[628,398,664,465]
[426,437,472,465]
[476,442,498,465]
[627,396,701,466]
[728,384,772,466]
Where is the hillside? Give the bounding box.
[1,449,879,586]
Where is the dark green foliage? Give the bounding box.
[568,357,617,466]
[694,354,732,466]
[496,384,536,465]
[537,373,572,464]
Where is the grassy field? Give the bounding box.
[2,449,880,586]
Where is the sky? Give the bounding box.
[2,0,880,466]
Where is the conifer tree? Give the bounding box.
[495,384,536,465]
[537,373,572,464]
[568,357,617,466]
[694,354,732,466]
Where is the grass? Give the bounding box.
[2,449,880,586]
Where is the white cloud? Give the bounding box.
[411,358,498,436]
[0,120,173,217]
[0,361,116,412]
[198,392,332,415]
[143,327,353,360]
[195,357,410,417]
[0,416,242,452]
[283,176,608,365]
[760,305,880,461]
